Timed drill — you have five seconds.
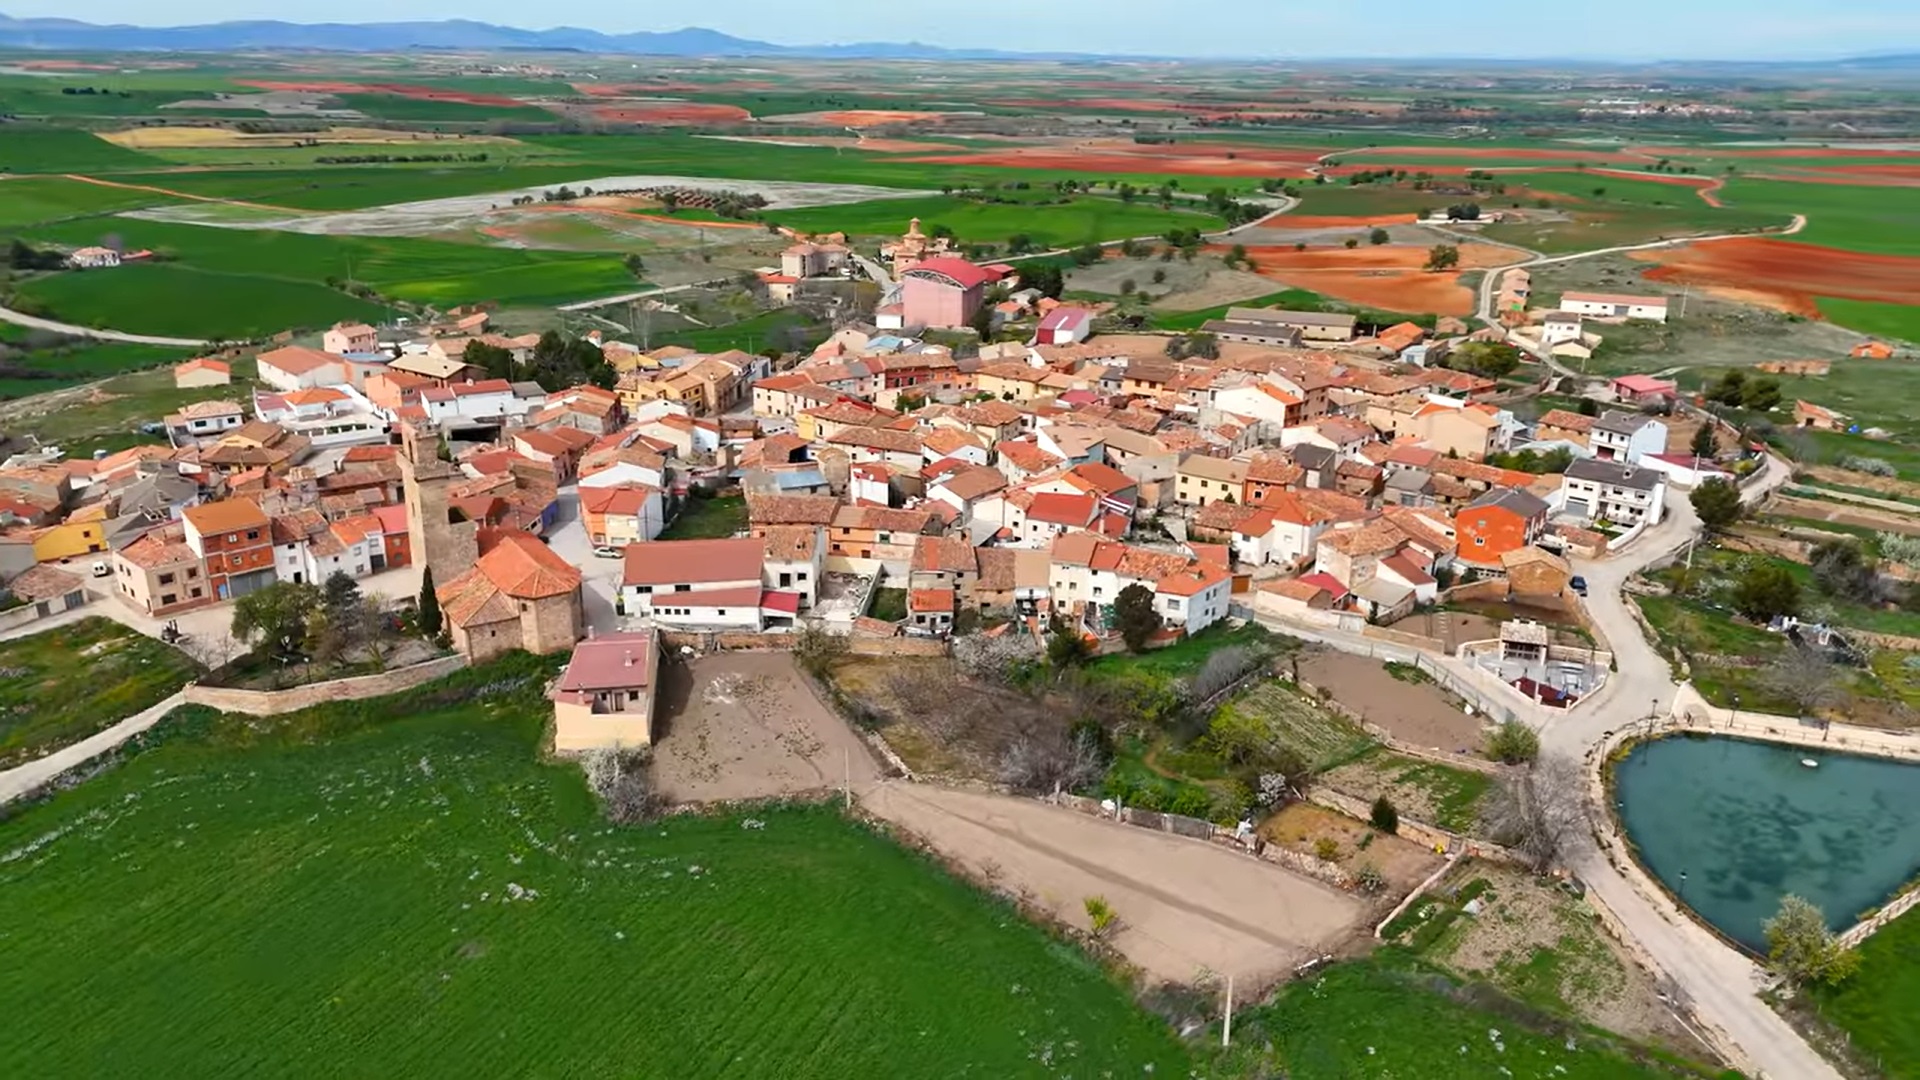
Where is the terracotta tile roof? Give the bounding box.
[997,439,1062,473]
[257,346,345,377]
[182,497,268,535]
[1156,564,1230,598]
[1026,491,1097,526]
[909,588,955,614]
[935,464,1006,502]
[1178,454,1248,484]
[472,531,581,600]
[747,493,839,526]
[582,484,658,518]
[761,525,820,562]
[1195,500,1266,531]
[1261,577,1333,603]
[831,504,935,534]
[623,536,762,587]
[912,534,978,574]
[554,632,655,695]
[1322,518,1408,558]
[825,426,923,455]
[1537,408,1594,434]
[118,524,199,569]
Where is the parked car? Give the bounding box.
[1569,575,1588,596]
[593,545,624,559]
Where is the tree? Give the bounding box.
[1119,278,1138,296]
[463,341,514,381]
[1742,377,1783,412]
[1485,718,1541,764]
[1047,613,1094,668]
[1480,756,1587,873]
[1185,332,1219,360]
[1024,261,1065,298]
[231,581,323,663]
[1732,560,1801,622]
[1344,237,1360,250]
[417,566,443,641]
[1112,583,1161,653]
[1811,538,1876,604]
[795,621,849,678]
[1425,244,1460,271]
[322,570,361,615]
[1227,242,1248,268]
[1084,895,1119,940]
[1368,227,1390,245]
[1707,368,1748,407]
[1764,647,1844,717]
[1448,341,1522,379]
[1691,478,1744,532]
[1763,894,1859,988]
[1370,796,1400,834]
[1151,268,1166,285]
[1577,397,1600,417]
[1689,423,1718,460]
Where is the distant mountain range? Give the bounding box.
[0,13,1068,60]
[0,13,1916,67]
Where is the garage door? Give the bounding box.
[226,568,278,599]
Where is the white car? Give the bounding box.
[593,545,625,559]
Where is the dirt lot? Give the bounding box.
[1296,649,1488,754]
[1429,865,1709,1055]
[863,782,1367,986]
[1260,801,1445,888]
[1066,254,1278,308]
[650,652,881,804]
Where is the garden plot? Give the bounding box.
[125,174,935,239]
[1216,679,1374,773]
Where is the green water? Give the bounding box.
[1615,735,1920,952]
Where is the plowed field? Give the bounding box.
[1634,237,1920,316]
[1210,242,1513,315]
[234,80,524,108]
[591,102,752,124]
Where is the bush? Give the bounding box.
[1355,861,1386,894]
[1485,719,1541,764]
[1841,455,1896,477]
[1370,795,1400,834]
[580,748,658,823]
[1314,836,1341,861]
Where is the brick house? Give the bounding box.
[181,498,276,599]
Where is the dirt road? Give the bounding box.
[859,782,1365,987]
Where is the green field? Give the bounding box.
[332,93,554,123]
[0,337,190,399]
[1807,904,1920,1079]
[1720,178,1920,257]
[770,193,1224,249]
[14,218,640,336]
[0,126,160,173]
[1152,286,1430,331]
[1817,298,1920,345]
[0,618,201,768]
[0,363,260,457]
[13,263,392,339]
[1228,952,1721,1079]
[0,656,1191,1077]
[0,175,183,228]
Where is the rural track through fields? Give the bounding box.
[0,302,210,346]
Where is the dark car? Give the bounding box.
[1570,575,1588,596]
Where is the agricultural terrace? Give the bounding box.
[0,657,1192,1078]
[1805,904,1920,1079]
[0,618,201,767]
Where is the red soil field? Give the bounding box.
[906,150,1316,178]
[817,110,953,127]
[591,102,751,124]
[572,82,705,97]
[235,80,526,108]
[1205,243,1516,315]
[1631,144,1920,160]
[1759,164,1920,187]
[1633,237,1920,316]
[1340,145,1652,164]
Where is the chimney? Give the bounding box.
[623,651,634,668]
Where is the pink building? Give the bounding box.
[900,258,1003,330]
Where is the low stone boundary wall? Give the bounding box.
[1050,790,1356,890]
[181,655,465,716]
[0,592,90,635]
[658,629,948,657]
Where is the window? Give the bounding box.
[246,530,260,541]
[187,567,199,579]
[159,572,176,585]
[161,593,177,606]
[675,584,690,593]
[1165,598,1178,611]
[227,534,238,543]
[1473,537,1486,546]
[230,555,242,567]
[190,587,203,598]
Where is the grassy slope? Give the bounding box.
[769,193,1224,249]
[0,127,160,173]
[1232,952,1719,1079]
[14,263,391,340]
[1807,898,1920,1079]
[0,176,186,229]
[0,658,1190,1078]
[0,339,191,399]
[0,618,200,766]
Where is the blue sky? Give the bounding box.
[11,1,1920,60]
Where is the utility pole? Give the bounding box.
[1221,975,1234,1048]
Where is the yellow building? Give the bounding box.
[33,504,109,563]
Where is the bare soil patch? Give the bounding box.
[862,782,1368,986]
[649,652,880,804]
[1296,649,1488,754]
[1260,801,1443,888]
[590,102,751,125]
[1633,237,1920,317]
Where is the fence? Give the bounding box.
[0,590,90,635]
[181,655,466,716]
[1262,613,1522,726]
[1049,790,1356,890]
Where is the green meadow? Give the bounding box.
[1719,178,1920,256]
[0,656,1192,1079]
[770,192,1224,248]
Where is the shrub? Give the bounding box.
[1842,455,1896,477]
[1370,795,1400,834]
[1314,837,1341,862]
[1084,895,1118,939]
[1355,860,1386,894]
[1485,719,1541,764]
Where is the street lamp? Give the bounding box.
[1729,693,1740,730]
[1678,869,1689,904]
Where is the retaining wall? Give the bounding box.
[181,655,466,716]
[1050,791,1356,890]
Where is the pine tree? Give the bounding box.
[418,566,443,641]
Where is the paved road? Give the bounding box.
[0,303,211,347]
[1471,214,1810,377]
[0,691,185,805]
[1550,455,1838,1080]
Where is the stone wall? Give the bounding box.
[181,655,465,716]
[1050,791,1356,890]
[657,629,948,657]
